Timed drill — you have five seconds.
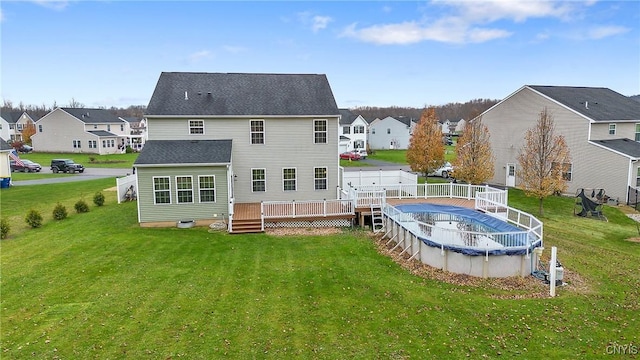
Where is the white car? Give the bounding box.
[352,149,368,159]
[429,162,453,178]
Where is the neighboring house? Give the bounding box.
[0,110,37,142]
[121,116,147,150]
[0,139,13,181]
[368,116,416,150]
[338,109,368,153]
[440,119,454,134]
[479,85,640,203]
[454,118,466,133]
[134,72,340,226]
[32,108,129,154]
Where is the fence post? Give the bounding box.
[550,246,557,297]
[292,200,296,218]
[323,199,327,217]
[468,183,472,200]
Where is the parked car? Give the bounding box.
[429,162,454,178]
[444,137,453,146]
[50,159,85,173]
[351,148,368,159]
[10,159,42,172]
[340,152,361,161]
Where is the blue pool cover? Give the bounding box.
[394,203,541,256]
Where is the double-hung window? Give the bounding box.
[176,176,194,203]
[252,169,266,192]
[314,120,327,144]
[250,120,265,144]
[354,125,365,134]
[314,167,327,190]
[283,168,296,191]
[189,120,204,134]
[153,177,171,204]
[609,124,616,135]
[552,162,573,181]
[199,175,216,203]
[73,140,81,148]
[635,124,640,142]
[343,126,350,134]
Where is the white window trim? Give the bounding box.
[609,123,616,135]
[314,166,328,191]
[176,175,194,204]
[250,119,265,145]
[153,176,172,205]
[251,168,266,193]
[198,175,216,203]
[189,119,205,135]
[354,125,365,134]
[282,167,297,192]
[314,119,328,144]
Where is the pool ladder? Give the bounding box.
[370,203,384,233]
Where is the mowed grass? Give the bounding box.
[370,146,456,164]
[17,152,138,169]
[1,181,639,358]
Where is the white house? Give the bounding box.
[338,109,368,153]
[368,116,416,150]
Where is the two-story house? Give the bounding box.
[0,110,37,142]
[368,116,416,150]
[134,72,340,226]
[338,109,368,153]
[32,108,129,154]
[479,85,640,203]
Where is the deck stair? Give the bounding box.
[230,218,263,234]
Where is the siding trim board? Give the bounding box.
[136,162,231,168]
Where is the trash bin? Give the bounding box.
[0,178,10,189]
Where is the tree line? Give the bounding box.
[1,99,146,119]
[351,98,499,122]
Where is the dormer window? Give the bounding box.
[189,120,204,135]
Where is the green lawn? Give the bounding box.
[370,146,457,164]
[1,180,639,359]
[339,159,372,167]
[17,152,138,169]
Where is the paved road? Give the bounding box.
[10,168,133,186]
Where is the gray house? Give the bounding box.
[479,85,640,203]
[135,72,341,226]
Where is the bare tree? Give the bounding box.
[406,107,445,179]
[68,98,85,108]
[517,107,571,216]
[453,115,495,184]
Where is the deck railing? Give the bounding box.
[350,183,506,207]
[261,199,354,219]
[475,196,543,240]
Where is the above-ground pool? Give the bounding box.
[383,203,543,278]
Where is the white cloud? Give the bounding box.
[187,50,213,63]
[297,11,333,33]
[341,0,585,45]
[31,0,70,11]
[587,25,629,39]
[312,15,332,33]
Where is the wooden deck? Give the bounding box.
[233,203,261,221]
[386,197,476,209]
[232,202,355,221]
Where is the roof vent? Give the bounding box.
[184,91,189,100]
[585,101,589,110]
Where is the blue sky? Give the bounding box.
[1,1,638,109]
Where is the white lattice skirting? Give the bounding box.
[265,219,352,228]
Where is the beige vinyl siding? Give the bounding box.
[32,109,90,153]
[580,144,630,201]
[590,122,638,140]
[147,116,340,203]
[137,166,229,223]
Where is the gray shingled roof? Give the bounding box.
[592,138,640,158]
[0,139,13,151]
[528,86,640,121]
[134,140,232,166]
[62,108,126,124]
[339,108,357,125]
[146,72,340,116]
[88,130,118,137]
[0,110,23,124]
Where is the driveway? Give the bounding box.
[10,168,133,186]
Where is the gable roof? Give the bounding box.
[146,72,340,117]
[0,139,13,151]
[134,140,232,166]
[339,109,357,125]
[61,108,126,124]
[527,86,640,121]
[591,138,640,159]
[0,110,23,124]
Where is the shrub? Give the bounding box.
[1,218,9,239]
[74,199,90,213]
[53,203,68,220]
[25,209,43,228]
[125,146,134,153]
[93,192,105,206]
